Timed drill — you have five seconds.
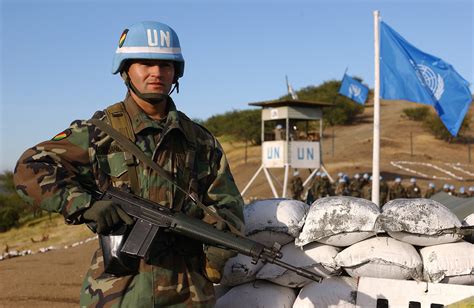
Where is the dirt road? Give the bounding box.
[0,239,97,307]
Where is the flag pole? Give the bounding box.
[372,10,381,206]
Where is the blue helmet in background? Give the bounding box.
[112,21,185,80]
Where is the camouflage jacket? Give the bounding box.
[14,95,244,307]
[389,183,406,200]
[290,176,303,199]
[406,184,422,198]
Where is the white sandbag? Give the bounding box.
[420,241,474,285]
[462,213,474,244]
[245,199,309,238]
[248,230,294,247]
[220,254,264,287]
[293,276,357,308]
[215,280,296,308]
[213,284,230,300]
[335,236,422,280]
[296,196,381,247]
[378,198,463,246]
[257,242,341,288]
[463,213,474,225]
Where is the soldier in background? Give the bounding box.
[308,172,322,200]
[360,173,371,200]
[458,187,469,198]
[319,172,333,197]
[469,187,474,197]
[290,170,304,201]
[335,178,350,196]
[406,178,422,198]
[13,21,243,307]
[424,183,436,198]
[448,185,456,196]
[349,173,362,197]
[389,177,406,200]
[442,183,450,193]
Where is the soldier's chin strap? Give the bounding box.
[121,71,179,105]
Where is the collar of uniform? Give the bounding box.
[123,94,191,142]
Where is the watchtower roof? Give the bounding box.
[248,99,333,108]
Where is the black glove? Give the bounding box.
[83,200,134,234]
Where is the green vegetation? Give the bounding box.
[403,106,471,142]
[203,109,261,145]
[0,171,47,233]
[403,106,430,121]
[281,79,366,126]
[423,112,471,143]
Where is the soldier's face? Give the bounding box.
[128,60,175,95]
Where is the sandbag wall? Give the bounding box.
[215,197,474,307]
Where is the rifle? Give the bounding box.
[97,187,323,283]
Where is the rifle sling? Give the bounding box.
[88,118,243,236]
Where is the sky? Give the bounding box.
[1,0,473,171]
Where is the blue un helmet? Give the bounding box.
[112,21,185,102]
[112,21,184,78]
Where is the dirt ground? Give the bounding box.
[0,239,97,307]
[1,100,473,306]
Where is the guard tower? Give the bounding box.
[241,99,333,198]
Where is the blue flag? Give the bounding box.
[380,21,472,136]
[339,74,369,104]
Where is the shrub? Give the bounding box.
[403,106,430,121]
[423,112,471,142]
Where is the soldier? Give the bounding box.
[361,174,372,200]
[424,183,437,198]
[406,178,422,198]
[13,21,244,307]
[320,172,334,197]
[449,185,456,196]
[458,187,469,198]
[309,171,322,200]
[290,170,304,201]
[389,177,406,200]
[335,178,350,196]
[349,173,362,197]
[442,183,450,193]
[469,186,474,197]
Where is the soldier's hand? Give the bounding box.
[83,200,134,234]
[203,245,236,283]
[203,220,237,283]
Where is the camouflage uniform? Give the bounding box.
[424,187,436,199]
[406,184,422,198]
[309,175,322,199]
[14,95,244,307]
[335,182,350,196]
[349,179,363,198]
[290,175,303,201]
[388,183,406,200]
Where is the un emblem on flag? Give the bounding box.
[415,64,445,100]
[349,84,361,98]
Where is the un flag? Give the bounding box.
[380,21,472,136]
[339,74,369,105]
